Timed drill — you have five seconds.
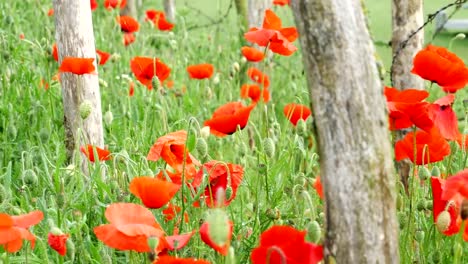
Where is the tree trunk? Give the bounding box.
[291,1,399,263]
[164,0,176,22]
[247,0,271,28]
[53,0,104,173]
[121,0,137,17]
[391,0,424,89]
[391,0,424,193]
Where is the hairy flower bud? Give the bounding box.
[436,211,451,233]
[263,137,275,158]
[79,100,92,119]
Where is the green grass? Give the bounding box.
[0,0,467,263]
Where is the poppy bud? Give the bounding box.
[196,138,208,158]
[232,62,240,72]
[424,199,433,210]
[104,110,113,126]
[147,236,160,252]
[454,243,463,259]
[455,33,466,40]
[307,220,321,243]
[225,186,233,201]
[66,238,75,260]
[436,211,451,233]
[460,199,468,220]
[396,194,404,210]
[205,209,230,246]
[79,100,92,119]
[37,128,50,143]
[262,137,275,158]
[296,119,308,136]
[56,192,65,208]
[431,166,441,177]
[152,76,161,91]
[110,53,121,62]
[258,163,267,175]
[418,167,430,181]
[213,74,220,85]
[64,164,76,176]
[50,226,64,235]
[414,230,424,242]
[7,124,17,139]
[99,78,108,88]
[22,170,38,185]
[416,200,426,211]
[227,247,236,264]
[265,207,280,220]
[398,211,407,228]
[432,251,441,263]
[200,126,210,139]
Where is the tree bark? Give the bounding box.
[164,0,176,22]
[53,0,104,172]
[291,1,399,263]
[391,0,424,193]
[120,0,137,17]
[247,0,271,28]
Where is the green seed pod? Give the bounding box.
[22,170,38,185]
[307,220,321,243]
[431,166,441,177]
[436,211,451,233]
[425,200,433,210]
[265,208,280,220]
[263,137,275,158]
[418,167,430,181]
[104,110,113,126]
[196,138,208,158]
[431,251,441,263]
[414,230,424,242]
[398,212,407,229]
[39,127,50,143]
[258,163,267,175]
[147,236,159,252]
[7,124,17,139]
[56,192,65,208]
[416,200,426,211]
[79,100,92,119]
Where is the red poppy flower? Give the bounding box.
[283,103,312,126]
[48,233,69,256]
[428,94,460,140]
[47,8,54,16]
[431,177,461,235]
[165,231,196,250]
[192,161,244,207]
[104,0,126,9]
[59,57,96,75]
[313,176,323,200]
[240,84,270,103]
[251,225,323,264]
[118,16,140,33]
[162,203,189,223]
[147,130,200,175]
[244,9,298,56]
[241,46,264,62]
[204,102,256,137]
[384,86,433,132]
[247,67,270,89]
[80,144,111,162]
[412,45,468,93]
[395,129,450,165]
[187,64,214,79]
[146,10,174,31]
[199,221,233,256]
[153,255,210,264]
[129,81,135,96]
[0,211,43,253]
[52,44,59,61]
[131,56,171,90]
[90,0,98,10]
[94,203,166,253]
[273,0,290,6]
[96,49,111,65]
[123,33,136,46]
[129,177,181,209]
[19,33,25,40]
[442,169,468,201]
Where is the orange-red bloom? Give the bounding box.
[162,203,189,223]
[313,176,323,200]
[147,130,200,175]
[412,45,468,93]
[442,169,468,202]
[384,86,433,132]
[146,10,174,31]
[129,81,135,96]
[187,64,214,79]
[131,56,171,90]
[48,233,69,256]
[80,144,111,162]
[59,57,95,75]
[52,44,58,61]
[153,255,210,264]
[273,0,290,6]
[123,33,136,46]
[244,9,298,56]
[48,8,54,16]
[251,225,323,264]
[283,103,312,126]
[199,221,233,256]
[94,203,166,252]
[395,129,450,165]
[105,0,126,9]
[165,231,196,250]
[204,102,256,137]
[247,67,270,89]
[428,94,460,140]
[90,0,98,10]
[240,84,270,103]
[0,211,43,253]
[192,161,244,207]
[118,16,140,33]
[241,46,264,62]
[431,177,461,236]
[130,177,181,209]
[96,49,111,65]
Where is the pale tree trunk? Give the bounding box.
[291,1,399,263]
[164,0,176,22]
[53,0,104,173]
[247,0,271,28]
[391,0,424,89]
[391,0,424,192]
[121,0,137,17]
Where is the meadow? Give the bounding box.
[0,0,467,263]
